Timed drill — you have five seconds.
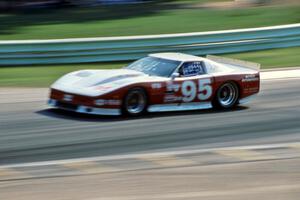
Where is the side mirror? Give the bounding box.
[171,72,180,80]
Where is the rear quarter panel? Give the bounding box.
[212,72,260,99]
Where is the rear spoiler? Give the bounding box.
[206,55,261,71]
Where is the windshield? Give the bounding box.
[125,56,181,77]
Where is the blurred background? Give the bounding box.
[0,0,299,87]
[0,0,297,11]
[1,1,300,200]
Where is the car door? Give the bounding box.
[165,61,214,104]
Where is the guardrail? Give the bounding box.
[0,23,300,65]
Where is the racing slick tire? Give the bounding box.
[122,88,148,116]
[213,82,239,109]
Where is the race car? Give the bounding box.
[48,53,260,116]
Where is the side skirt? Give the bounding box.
[148,102,212,113]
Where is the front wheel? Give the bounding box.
[213,82,239,109]
[123,88,147,116]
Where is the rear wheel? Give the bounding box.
[213,82,239,109]
[123,88,147,116]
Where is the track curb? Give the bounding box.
[1,142,300,182]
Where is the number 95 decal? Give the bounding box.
[181,79,212,102]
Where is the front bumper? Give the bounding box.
[48,99,121,116]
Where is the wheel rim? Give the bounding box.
[218,83,237,107]
[126,91,146,114]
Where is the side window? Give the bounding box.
[179,61,205,77]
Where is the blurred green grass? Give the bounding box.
[0,62,124,87]
[0,1,299,87]
[225,47,300,69]
[0,2,299,39]
[0,47,299,87]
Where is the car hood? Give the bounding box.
[51,69,162,97]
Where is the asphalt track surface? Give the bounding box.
[0,78,300,165]
[1,158,300,200]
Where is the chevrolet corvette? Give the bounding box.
[48,53,260,116]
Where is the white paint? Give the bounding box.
[181,81,197,102]
[178,78,213,103]
[94,99,121,106]
[151,83,162,89]
[148,102,212,112]
[51,69,164,97]
[77,106,121,116]
[198,79,212,100]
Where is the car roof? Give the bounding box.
[149,52,205,62]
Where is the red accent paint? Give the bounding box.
[50,72,260,110]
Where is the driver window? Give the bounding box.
[179,61,205,77]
